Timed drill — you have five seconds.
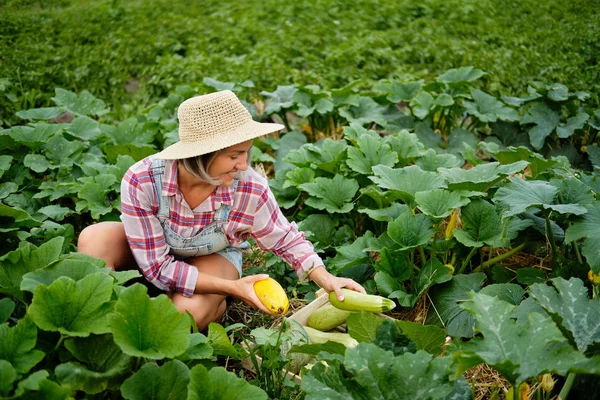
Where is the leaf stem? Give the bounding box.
[418,246,427,267]
[473,242,527,272]
[53,335,65,353]
[558,373,576,400]
[458,247,478,274]
[573,241,583,264]
[545,215,558,267]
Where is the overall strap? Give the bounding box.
[149,158,169,219]
[214,178,239,221]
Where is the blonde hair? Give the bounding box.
[179,147,251,185]
[179,152,221,185]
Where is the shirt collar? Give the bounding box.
[161,160,179,197]
[163,160,237,208]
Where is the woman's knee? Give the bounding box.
[171,294,226,331]
[77,222,132,269]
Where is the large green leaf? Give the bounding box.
[0,316,45,374]
[15,107,63,121]
[551,177,596,206]
[301,175,359,214]
[283,167,315,189]
[520,102,561,150]
[457,292,595,385]
[101,118,157,146]
[385,81,422,102]
[556,112,589,139]
[75,181,114,219]
[438,161,528,192]
[0,298,15,324]
[437,66,485,84]
[0,237,63,299]
[188,364,268,400]
[410,91,434,119]
[21,258,107,293]
[301,344,455,400]
[387,211,434,251]
[23,154,50,173]
[346,135,397,174]
[307,139,349,174]
[415,149,459,172]
[426,273,486,338]
[12,370,72,399]
[565,201,600,273]
[329,232,379,271]
[347,312,385,343]
[494,178,587,217]
[29,273,114,336]
[261,85,298,114]
[463,89,519,123]
[490,146,556,178]
[391,259,453,307]
[44,135,84,167]
[55,334,134,394]
[383,130,425,166]
[8,124,61,151]
[176,333,213,361]
[298,214,336,251]
[207,322,239,358]
[52,88,109,117]
[396,321,446,356]
[359,203,409,222]
[371,165,446,206]
[479,283,525,305]
[529,277,600,352]
[66,115,102,141]
[120,360,189,400]
[0,359,16,396]
[453,200,502,248]
[415,189,471,219]
[339,96,387,126]
[111,284,190,359]
[374,319,417,356]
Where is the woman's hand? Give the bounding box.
[229,274,276,315]
[308,266,366,301]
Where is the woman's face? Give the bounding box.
[208,140,252,186]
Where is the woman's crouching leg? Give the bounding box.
[170,253,240,331]
[77,221,136,271]
[170,292,227,331]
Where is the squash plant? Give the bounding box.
[0,236,267,399]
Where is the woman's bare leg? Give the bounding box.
[169,253,240,331]
[77,222,136,270]
[79,222,239,330]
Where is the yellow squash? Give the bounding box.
[253,277,289,315]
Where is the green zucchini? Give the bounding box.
[307,303,353,331]
[329,289,396,312]
[304,326,358,348]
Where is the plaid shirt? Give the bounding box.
[120,157,323,297]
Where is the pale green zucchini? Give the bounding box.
[307,303,353,331]
[329,289,396,312]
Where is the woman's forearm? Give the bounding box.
[194,272,238,296]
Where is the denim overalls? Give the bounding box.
[150,159,247,277]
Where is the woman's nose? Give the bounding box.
[236,159,248,171]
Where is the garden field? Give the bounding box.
[1,0,600,399]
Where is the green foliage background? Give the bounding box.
[1,0,599,126]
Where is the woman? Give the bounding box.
[78,90,364,330]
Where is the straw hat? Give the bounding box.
[154,90,284,160]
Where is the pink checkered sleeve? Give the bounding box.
[250,185,323,281]
[120,165,198,296]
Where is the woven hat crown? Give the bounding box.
[177,90,252,143]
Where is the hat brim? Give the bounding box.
[154,120,284,160]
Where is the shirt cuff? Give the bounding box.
[296,254,324,281]
[177,261,199,297]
